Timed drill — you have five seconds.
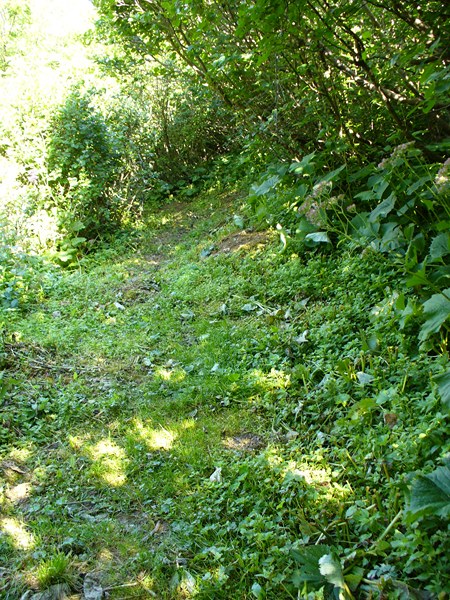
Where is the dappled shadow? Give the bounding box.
[0,345,358,596]
[2,190,443,598]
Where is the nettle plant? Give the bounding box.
[248,145,450,347]
[349,144,450,348]
[247,153,349,249]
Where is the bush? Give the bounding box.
[46,88,122,240]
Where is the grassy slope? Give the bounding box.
[1,191,449,599]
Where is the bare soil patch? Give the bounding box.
[213,230,270,255]
[223,432,265,452]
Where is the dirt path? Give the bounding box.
[1,192,273,599]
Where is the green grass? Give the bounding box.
[0,192,449,599]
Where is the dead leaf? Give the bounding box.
[384,413,398,428]
[1,460,27,474]
[28,584,71,599]
[83,572,104,600]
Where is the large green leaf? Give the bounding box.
[251,175,280,197]
[419,288,450,340]
[291,545,330,586]
[368,193,396,223]
[319,164,345,184]
[289,152,316,175]
[430,232,450,260]
[318,553,345,588]
[408,464,450,520]
[304,232,331,245]
[433,370,450,410]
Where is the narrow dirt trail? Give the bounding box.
[2,193,274,598]
[4,193,441,598]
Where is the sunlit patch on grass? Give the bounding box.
[133,419,177,450]
[180,419,195,431]
[8,447,33,462]
[69,434,88,450]
[87,439,128,486]
[98,547,115,564]
[248,367,290,390]
[282,462,330,486]
[281,461,351,505]
[0,517,35,549]
[6,482,32,503]
[147,428,176,450]
[154,366,186,383]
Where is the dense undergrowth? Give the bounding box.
[0,190,449,598]
[0,1,449,598]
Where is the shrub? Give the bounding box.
[46,88,122,240]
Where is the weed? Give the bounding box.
[0,190,448,598]
[35,551,76,590]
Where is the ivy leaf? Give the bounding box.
[419,288,450,341]
[407,464,450,520]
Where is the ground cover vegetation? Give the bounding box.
[0,0,449,598]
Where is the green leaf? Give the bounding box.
[319,164,345,183]
[408,464,450,520]
[430,232,450,260]
[407,175,431,195]
[251,582,264,599]
[354,190,376,201]
[356,371,375,385]
[419,288,450,340]
[369,193,396,223]
[433,370,450,410]
[345,567,364,591]
[200,246,215,258]
[57,251,75,263]
[304,232,331,245]
[398,298,419,330]
[406,265,428,288]
[318,553,345,588]
[69,237,87,247]
[291,545,330,586]
[233,215,245,229]
[242,303,257,312]
[349,397,377,419]
[70,220,85,232]
[289,152,316,175]
[251,175,280,196]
